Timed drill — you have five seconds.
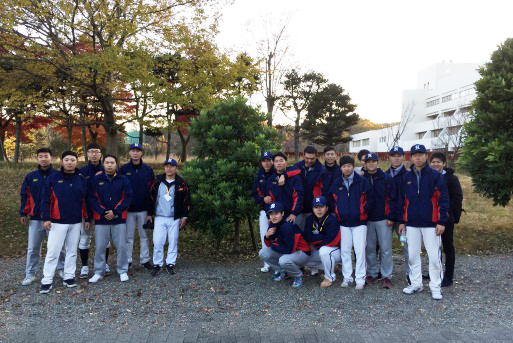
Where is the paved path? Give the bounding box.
[1,254,512,342]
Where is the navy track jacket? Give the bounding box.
[264,219,310,254]
[289,159,325,213]
[303,213,341,249]
[397,164,450,227]
[329,172,374,227]
[251,167,275,212]
[41,168,89,224]
[88,172,133,225]
[19,166,58,220]
[265,168,304,216]
[320,163,341,199]
[363,168,397,222]
[119,160,155,212]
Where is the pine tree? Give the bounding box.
[301,83,359,147]
[183,98,282,253]
[459,38,513,206]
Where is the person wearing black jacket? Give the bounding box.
[148,158,190,276]
[429,152,463,287]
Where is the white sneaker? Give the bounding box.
[120,273,129,282]
[341,279,353,288]
[58,270,64,279]
[88,274,103,284]
[260,265,270,273]
[79,266,89,279]
[403,285,423,294]
[355,283,365,290]
[21,275,36,286]
[431,290,443,300]
[310,269,319,276]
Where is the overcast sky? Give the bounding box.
[216,0,513,124]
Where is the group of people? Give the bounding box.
[253,144,463,300]
[19,143,190,294]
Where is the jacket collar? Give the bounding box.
[364,168,385,179]
[129,159,144,169]
[60,167,80,176]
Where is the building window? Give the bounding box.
[426,98,440,107]
[441,94,452,103]
[362,138,370,146]
[448,125,462,135]
[416,131,426,139]
[431,129,443,137]
[352,140,361,147]
[459,88,474,97]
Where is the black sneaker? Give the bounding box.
[142,262,153,270]
[128,262,132,269]
[441,278,453,287]
[63,279,77,288]
[166,264,175,275]
[40,284,52,294]
[151,266,161,277]
[422,274,430,280]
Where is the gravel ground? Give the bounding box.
[1,254,512,342]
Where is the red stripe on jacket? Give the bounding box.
[114,192,128,219]
[359,192,368,221]
[50,189,60,220]
[291,190,299,213]
[82,199,88,221]
[269,190,275,203]
[431,189,441,223]
[326,230,341,247]
[293,233,311,253]
[385,194,390,217]
[403,195,409,222]
[24,187,35,216]
[313,179,322,197]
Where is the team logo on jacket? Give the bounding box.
[259,179,263,183]
[32,178,38,182]
[338,187,343,191]
[407,181,412,185]
[98,182,104,186]
[126,172,131,176]
[58,180,64,183]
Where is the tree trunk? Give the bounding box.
[79,104,88,160]
[67,121,73,150]
[138,121,144,145]
[266,54,273,127]
[247,216,257,252]
[166,126,171,160]
[13,112,21,163]
[294,115,300,161]
[231,219,240,254]
[266,100,273,127]
[177,129,190,162]
[101,97,118,155]
[0,137,6,162]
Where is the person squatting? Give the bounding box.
[254,145,462,300]
[19,143,190,294]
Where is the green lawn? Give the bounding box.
[1,161,512,259]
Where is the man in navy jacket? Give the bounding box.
[119,143,155,269]
[88,155,133,284]
[329,155,373,290]
[40,151,90,293]
[288,146,325,230]
[363,153,396,288]
[303,196,341,288]
[398,144,450,300]
[19,148,59,286]
[251,151,275,273]
[259,202,310,288]
[320,146,340,199]
[78,143,106,279]
[385,146,410,281]
[264,152,304,223]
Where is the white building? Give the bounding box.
[350,62,481,154]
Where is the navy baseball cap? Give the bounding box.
[267,202,284,214]
[312,196,327,207]
[261,151,273,160]
[365,153,378,161]
[163,158,178,166]
[389,146,404,156]
[129,143,143,151]
[410,144,427,154]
